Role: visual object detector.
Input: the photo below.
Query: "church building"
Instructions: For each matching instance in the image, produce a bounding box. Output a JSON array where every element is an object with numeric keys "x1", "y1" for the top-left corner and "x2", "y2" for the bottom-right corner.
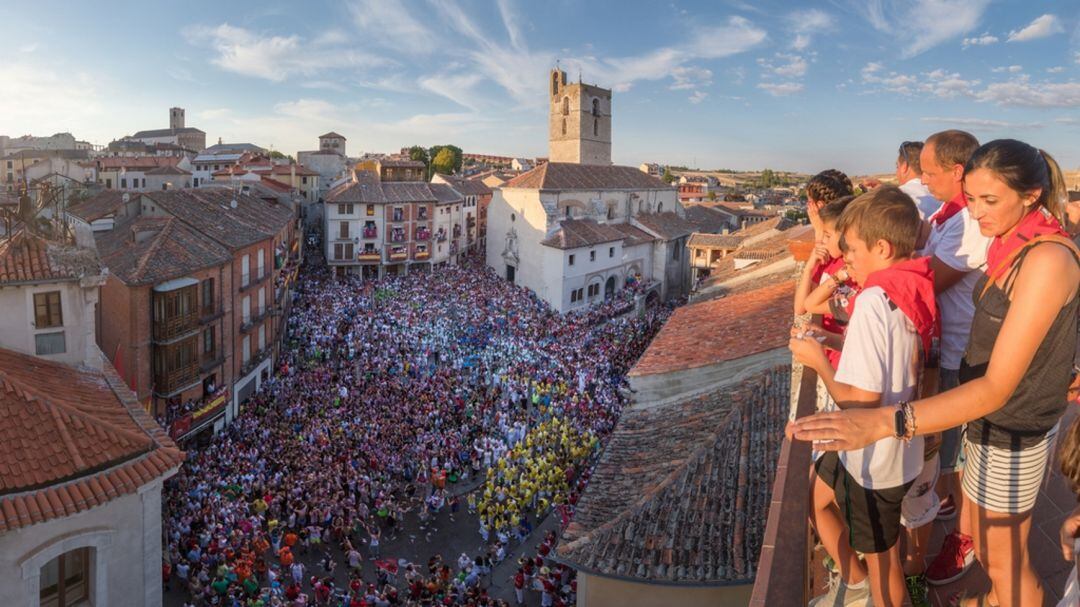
[{"x1": 485, "y1": 69, "x2": 692, "y2": 313}]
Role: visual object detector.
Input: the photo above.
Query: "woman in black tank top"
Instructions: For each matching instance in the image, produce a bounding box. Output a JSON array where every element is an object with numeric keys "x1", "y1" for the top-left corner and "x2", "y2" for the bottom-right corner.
[{"x1": 791, "y1": 139, "x2": 1080, "y2": 607}]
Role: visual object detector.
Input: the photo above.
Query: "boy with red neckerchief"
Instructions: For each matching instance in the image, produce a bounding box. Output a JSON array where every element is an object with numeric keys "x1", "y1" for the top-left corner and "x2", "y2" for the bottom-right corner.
[{"x1": 790, "y1": 186, "x2": 936, "y2": 607}]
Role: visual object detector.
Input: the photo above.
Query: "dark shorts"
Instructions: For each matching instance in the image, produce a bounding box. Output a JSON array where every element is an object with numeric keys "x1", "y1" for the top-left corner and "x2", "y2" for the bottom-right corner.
[{"x1": 815, "y1": 452, "x2": 913, "y2": 554}]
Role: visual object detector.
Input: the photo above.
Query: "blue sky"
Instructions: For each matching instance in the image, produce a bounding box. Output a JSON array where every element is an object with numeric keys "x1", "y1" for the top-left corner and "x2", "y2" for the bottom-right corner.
[{"x1": 1, "y1": 0, "x2": 1078, "y2": 174}]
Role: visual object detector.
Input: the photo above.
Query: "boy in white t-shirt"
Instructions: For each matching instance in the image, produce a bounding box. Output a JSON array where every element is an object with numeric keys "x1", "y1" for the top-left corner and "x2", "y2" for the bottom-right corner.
[{"x1": 791, "y1": 186, "x2": 936, "y2": 607}]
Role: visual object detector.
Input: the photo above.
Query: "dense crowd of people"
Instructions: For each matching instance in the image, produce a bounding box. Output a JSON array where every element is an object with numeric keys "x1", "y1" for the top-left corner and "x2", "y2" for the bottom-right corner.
[{"x1": 161, "y1": 244, "x2": 673, "y2": 606}]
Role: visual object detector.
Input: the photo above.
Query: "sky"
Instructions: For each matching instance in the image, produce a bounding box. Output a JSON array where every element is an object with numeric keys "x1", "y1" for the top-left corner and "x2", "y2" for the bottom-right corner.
[{"x1": 1, "y1": 0, "x2": 1078, "y2": 174}]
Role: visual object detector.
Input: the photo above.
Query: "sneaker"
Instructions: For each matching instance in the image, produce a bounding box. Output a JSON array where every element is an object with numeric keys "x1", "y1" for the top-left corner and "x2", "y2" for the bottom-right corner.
[
  {"x1": 936, "y1": 494, "x2": 957, "y2": 521},
  {"x1": 808, "y1": 573, "x2": 873, "y2": 606},
  {"x1": 926, "y1": 531, "x2": 975, "y2": 586},
  {"x1": 905, "y1": 573, "x2": 930, "y2": 607}
]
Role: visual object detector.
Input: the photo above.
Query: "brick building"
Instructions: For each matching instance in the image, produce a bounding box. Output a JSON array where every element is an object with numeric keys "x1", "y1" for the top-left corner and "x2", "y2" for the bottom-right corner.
[
  {"x1": 430, "y1": 173, "x2": 492, "y2": 252},
  {"x1": 86, "y1": 188, "x2": 299, "y2": 442}
]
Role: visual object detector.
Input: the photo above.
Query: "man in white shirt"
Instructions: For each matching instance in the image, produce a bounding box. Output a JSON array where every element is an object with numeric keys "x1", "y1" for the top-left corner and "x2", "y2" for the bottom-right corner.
[{"x1": 896, "y1": 140, "x2": 940, "y2": 220}]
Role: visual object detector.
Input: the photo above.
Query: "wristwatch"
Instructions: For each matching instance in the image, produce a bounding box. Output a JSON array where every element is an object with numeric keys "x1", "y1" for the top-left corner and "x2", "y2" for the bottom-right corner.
[{"x1": 893, "y1": 406, "x2": 907, "y2": 440}]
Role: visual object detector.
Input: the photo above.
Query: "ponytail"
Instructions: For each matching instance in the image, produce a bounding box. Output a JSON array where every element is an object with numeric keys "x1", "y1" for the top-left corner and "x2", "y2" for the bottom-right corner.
[{"x1": 1039, "y1": 149, "x2": 1068, "y2": 225}]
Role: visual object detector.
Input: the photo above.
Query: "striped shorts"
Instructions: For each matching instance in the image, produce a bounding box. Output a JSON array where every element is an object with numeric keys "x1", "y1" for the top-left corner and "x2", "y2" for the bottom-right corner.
[{"x1": 961, "y1": 424, "x2": 1058, "y2": 514}]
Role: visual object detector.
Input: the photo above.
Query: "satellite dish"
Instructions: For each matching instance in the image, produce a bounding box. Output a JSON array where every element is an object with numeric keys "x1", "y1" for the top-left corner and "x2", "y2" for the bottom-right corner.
[
  {"x1": 121, "y1": 193, "x2": 130, "y2": 203},
  {"x1": 230, "y1": 199, "x2": 237, "y2": 209}
]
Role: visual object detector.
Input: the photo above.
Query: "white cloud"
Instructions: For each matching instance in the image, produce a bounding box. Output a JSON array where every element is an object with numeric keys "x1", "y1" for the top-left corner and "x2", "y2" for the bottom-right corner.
[
  {"x1": 1007, "y1": 14, "x2": 1064, "y2": 43},
  {"x1": 851, "y1": 0, "x2": 990, "y2": 57},
  {"x1": 786, "y1": 9, "x2": 834, "y2": 50},
  {"x1": 17, "y1": 43, "x2": 38, "y2": 54},
  {"x1": 861, "y1": 63, "x2": 979, "y2": 98},
  {"x1": 757, "y1": 82, "x2": 803, "y2": 96},
  {"x1": 0, "y1": 64, "x2": 103, "y2": 135},
  {"x1": 975, "y1": 78, "x2": 1080, "y2": 107},
  {"x1": 991, "y1": 65, "x2": 1023, "y2": 73},
  {"x1": 670, "y1": 66, "x2": 713, "y2": 90},
  {"x1": 688, "y1": 90, "x2": 708, "y2": 104},
  {"x1": 920, "y1": 116, "x2": 1043, "y2": 130},
  {"x1": 417, "y1": 72, "x2": 484, "y2": 110},
  {"x1": 346, "y1": 0, "x2": 437, "y2": 55},
  {"x1": 184, "y1": 23, "x2": 388, "y2": 82},
  {"x1": 1055, "y1": 117, "x2": 1080, "y2": 125},
  {"x1": 962, "y1": 33, "x2": 998, "y2": 47},
  {"x1": 759, "y1": 53, "x2": 808, "y2": 79},
  {"x1": 1046, "y1": 66, "x2": 1065, "y2": 74}
]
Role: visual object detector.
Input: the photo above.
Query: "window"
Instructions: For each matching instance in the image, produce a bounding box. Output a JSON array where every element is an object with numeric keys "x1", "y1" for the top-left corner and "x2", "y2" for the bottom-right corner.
[
  {"x1": 258, "y1": 288, "x2": 266, "y2": 315},
  {"x1": 609, "y1": 247, "x2": 615, "y2": 258},
  {"x1": 607, "y1": 205, "x2": 614, "y2": 220},
  {"x1": 568, "y1": 254, "x2": 575, "y2": 266},
  {"x1": 418, "y1": 206, "x2": 428, "y2": 220},
  {"x1": 257, "y1": 249, "x2": 265, "y2": 279},
  {"x1": 564, "y1": 205, "x2": 572, "y2": 218},
  {"x1": 593, "y1": 118, "x2": 598, "y2": 137},
  {"x1": 366, "y1": 204, "x2": 375, "y2": 216},
  {"x1": 141, "y1": 178, "x2": 146, "y2": 188},
  {"x1": 34, "y1": 291, "x2": 63, "y2": 328},
  {"x1": 562, "y1": 96, "x2": 569, "y2": 115},
  {"x1": 242, "y1": 335, "x2": 251, "y2": 364},
  {"x1": 201, "y1": 278, "x2": 214, "y2": 312},
  {"x1": 302, "y1": 177, "x2": 308, "y2": 185},
  {"x1": 258, "y1": 324, "x2": 266, "y2": 351},
  {"x1": 588, "y1": 283, "x2": 600, "y2": 298},
  {"x1": 241, "y1": 255, "x2": 250, "y2": 287},
  {"x1": 571, "y1": 290, "x2": 578, "y2": 303},
  {"x1": 339, "y1": 221, "x2": 350, "y2": 239},
  {"x1": 672, "y1": 241, "x2": 681, "y2": 260},
  {"x1": 392, "y1": 207, "x2": 404, "y2": 222},
  {"x1": 120, "y1": 178, "x2": 127, "y2": 189},
  {"x1": 35, "y1": 331, "x2": 66, "y2": 355},
  {"x1": 344, "y1": 243, "x2": 354, "y2": 259},
  {"x1": 561, "y1": 119, "x2": 566, "y2": 136},
  {"x1": 592, "y1": 98, "x2": 600, "y2": 116},
  {"x1": 39, "y1": 547, "x2": 89, "y2": 607},
  {"x1": 334, "y1": 243, "x2": 344, "y2": 260},
  {"x1": 337, "y1": 203, "x2": 354, "y2": 215},
  {"x1": 590, "y1": 250, "x2": 596, "y2": 261},
  {"x1": 203, "y1": 326, "x2": 216, "y2": 356},
  {"x1": 658, "y1": 202, "x2": 664, "y2": 213},
  {"x1": 241, "y1": 296, "x2": 251, "y2": 324}
]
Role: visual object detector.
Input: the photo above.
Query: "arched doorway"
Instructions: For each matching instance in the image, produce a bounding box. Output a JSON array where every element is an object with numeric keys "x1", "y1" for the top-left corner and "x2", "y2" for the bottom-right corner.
[{"x1": 604, "y1": 276, "x2": 616, "y2": 299}]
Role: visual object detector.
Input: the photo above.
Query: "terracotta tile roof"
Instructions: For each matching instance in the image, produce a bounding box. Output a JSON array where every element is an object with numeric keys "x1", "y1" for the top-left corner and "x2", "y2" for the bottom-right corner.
[
  {"x1": 0, "y1": 347, "x2": 183, "y2": 532},
  {"x1": 0, "y1": 230, "x2": 102, "y2": 285},
  {"x1": 258, "y1": 177, "x2": 293, "y2": 193},
  {"x1": 145, "y1": 165, "x2": 191, "y2": 176},
  {"x1": 326, "y1": 180, "x2": 461, "y2": 205},
  {"x1": 632, "y1": 211, "x2": 696, "y2": 240},
  {"x1": 96, "y1": 156, "x2": 181, "y2": 171},
  {"x1": 504, "y1": 162, "x2": 671, "y2": 190},
  {"x1": 684, "y1": 205, "x2": 736, "y2": 234},
  {"x1": 628, "y1": 280, "x2": 794, "y2": 377},
  {"x1": 67, "y1": 191, "x2": 128, "y2": 222},
  {"x1": 541, "y1": 219, "x2": 626, "y2": 249},
  {"x1": 319, "y1": 131, "x2": 346, "y2": 139},
  {"x1": 687, "y1": 232, "x2": 741, "y2": 248},
  {"x1": 687, "y1": 216, "x2": 795, "y2": 250},
  {"x1": 252, "y1": 164, "x2": 320, "y2": 177},
  {"x1": 142, "y1": 189, "x2": 295, "y2": 251},
  {"x1": 378, "y1": 158, "x2": 426, "y2": 169},
  {"x1": 556, "y1": 367, "x2": 790, "y2": 584},
  {"x1": 130, "y1": 127, "x2": 205, "y2": 138},
  {"x1": 610, "y1": 223, "x2": 656, "y2": 247},
  {"x1": 433, "y1": 174, "x2": 493, "y2": 197},
  {"x1": 96, "y1": 217, "x2": 231, "y2": 285}
]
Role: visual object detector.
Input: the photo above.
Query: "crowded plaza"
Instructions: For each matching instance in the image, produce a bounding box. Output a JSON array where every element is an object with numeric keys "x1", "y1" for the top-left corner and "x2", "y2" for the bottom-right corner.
[{"x1": 160, "y1": 238, "x2": 673, "y2": 606}]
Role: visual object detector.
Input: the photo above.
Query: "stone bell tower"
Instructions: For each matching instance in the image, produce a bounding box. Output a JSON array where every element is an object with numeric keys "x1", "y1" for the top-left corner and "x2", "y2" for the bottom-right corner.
[{"x1": 548, "y1": 68, "x2": 611, "y2": 165}]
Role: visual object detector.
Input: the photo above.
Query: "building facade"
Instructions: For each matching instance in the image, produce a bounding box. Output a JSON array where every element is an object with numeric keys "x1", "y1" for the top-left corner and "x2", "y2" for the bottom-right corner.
[
  {"x1": 324, "y1": 172, "x2": 475, "y2": 278},
  {"x1": 90, "y1": 189, "x2": 298, "y2": 442},
  {"x1": 128, "y1": 107, "x2": 206, "y2": 153}
]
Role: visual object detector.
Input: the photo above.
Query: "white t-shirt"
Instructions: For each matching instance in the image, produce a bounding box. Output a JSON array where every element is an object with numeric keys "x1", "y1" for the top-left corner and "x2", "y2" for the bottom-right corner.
[
  {"x1": 919, "y1": 207, "x2": 991, "y2": 370},
  {"x1": 834, "y1": 286, "x2": 925, "y2": 489},
  {"x1": 900, "y1": 178, "x2": 940, "y2": 220}
]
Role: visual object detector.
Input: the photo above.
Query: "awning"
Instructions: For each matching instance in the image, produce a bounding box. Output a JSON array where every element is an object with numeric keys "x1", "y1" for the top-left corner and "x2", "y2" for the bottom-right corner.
[{"x1": 153, "y1": 276, "x2": 198, "y2": 292}]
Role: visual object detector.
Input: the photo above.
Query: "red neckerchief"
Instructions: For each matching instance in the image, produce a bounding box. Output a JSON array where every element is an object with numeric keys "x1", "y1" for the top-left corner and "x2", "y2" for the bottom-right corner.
[
  {"x1": 846, "y1": 257, "x2": 939, "y2": 359},
  {"x1": 822, "y1": 256, "x2": 846, "y2": 277},
  {"x1": 985, "y1": 207, "x2": 1067, "y2": 283},
  {"x1": 929, "y1": 190, "x2": 966, "y2": 227}
]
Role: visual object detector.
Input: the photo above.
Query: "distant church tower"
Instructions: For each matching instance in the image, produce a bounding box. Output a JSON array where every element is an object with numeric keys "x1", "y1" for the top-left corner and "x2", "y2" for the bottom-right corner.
[
  {"x1": 170, "y1": 107, "x2": 185, "y2": 130},
  {"x1": 548, "y1": 68, "x2": 611, "y2": 165}
]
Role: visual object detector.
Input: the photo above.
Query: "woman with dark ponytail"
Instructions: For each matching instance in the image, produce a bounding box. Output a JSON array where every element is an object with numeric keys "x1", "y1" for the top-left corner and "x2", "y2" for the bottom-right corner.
[{"x1": 789, "y1": 139, "x2": 1080, "y2": 606}]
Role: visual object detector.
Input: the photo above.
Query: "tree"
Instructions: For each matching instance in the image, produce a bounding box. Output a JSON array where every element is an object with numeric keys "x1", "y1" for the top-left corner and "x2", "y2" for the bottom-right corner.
[
  {"x1": 431, "y1": 148, "x2": 457, "y2": 175},
  {"x1": 408, "y1": 145, "x2": 429, "y2": 166},
  {"x1": 427, "y1": 145, "x2": 463, "y2": 177},
  {"x1": 662, "y1": 168, "x2": 676, "y2": 184}
]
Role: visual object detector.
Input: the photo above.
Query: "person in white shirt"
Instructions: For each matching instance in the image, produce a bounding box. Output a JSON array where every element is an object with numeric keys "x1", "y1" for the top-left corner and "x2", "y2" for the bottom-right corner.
[{"x1": 896, "y1": 140, "x2": 941, "y2": 220}]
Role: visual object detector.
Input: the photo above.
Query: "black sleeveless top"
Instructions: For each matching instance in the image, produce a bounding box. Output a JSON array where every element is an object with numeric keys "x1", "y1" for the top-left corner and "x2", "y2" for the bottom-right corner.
[{"x1": 959, "y1": 240, "x2": 1080, "y2": 450}]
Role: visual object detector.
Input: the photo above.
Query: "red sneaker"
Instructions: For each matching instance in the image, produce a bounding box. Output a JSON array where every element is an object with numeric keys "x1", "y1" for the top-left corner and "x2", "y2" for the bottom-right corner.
[{"x1": 926, "y1": 531, "x2": 975, "y2": 586}]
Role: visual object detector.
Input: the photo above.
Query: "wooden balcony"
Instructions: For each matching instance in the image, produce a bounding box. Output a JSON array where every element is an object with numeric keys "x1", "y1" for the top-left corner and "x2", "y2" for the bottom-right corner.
[
  {"x1": 153, "y1": 312, "x2": 198, "y2": 343},
  {"x1": 154, "y1": 360, "x2": 199, "y2": 397},
  {"x1": 414, "y1": 250, "x2": 430, "y2": 260},
  {"x1": 358, "y1": 252, "x2": 382, "y2": 262}
]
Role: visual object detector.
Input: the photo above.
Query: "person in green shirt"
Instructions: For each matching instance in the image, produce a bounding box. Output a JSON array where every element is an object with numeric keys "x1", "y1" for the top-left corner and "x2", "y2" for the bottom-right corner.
[{"x1": 211, "y1": 575, "x2": 230, "y2": 596}]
